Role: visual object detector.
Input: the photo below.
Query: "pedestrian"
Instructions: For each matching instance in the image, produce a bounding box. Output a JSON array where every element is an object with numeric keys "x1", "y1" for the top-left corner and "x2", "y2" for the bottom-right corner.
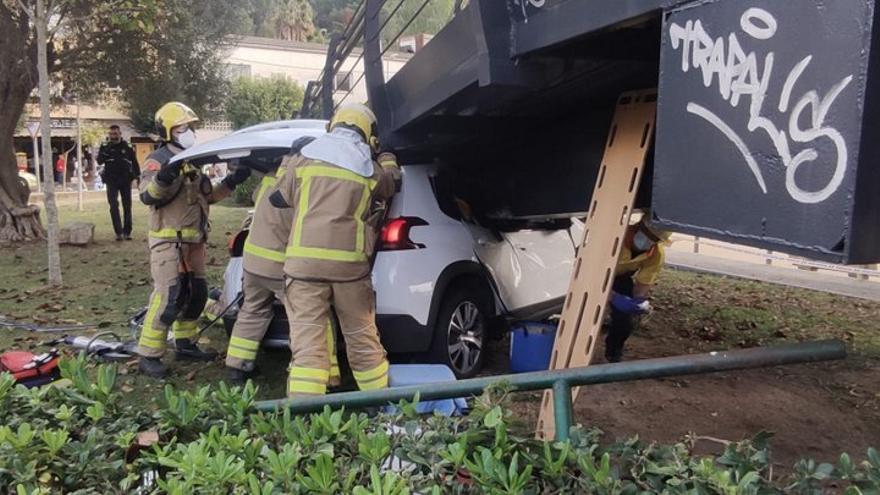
[
  {"x1": 605, "y1": 214, "x2": 671, "y2": 362},
  {"x1": 54, "y1": 154, "x2": 65, "y2": 186},
  {"x1": 97, "y1": 125, "x2": 140, "y2": 241},
  {"x1": 269, "y1": 103, "x2": 401, "y2": 397},
  {"x1": 224, "y1": 137, "x2": 340, "y2": 388},
  {"x1": 136, "y1": 102, "x2": 252, "y2": 378}
]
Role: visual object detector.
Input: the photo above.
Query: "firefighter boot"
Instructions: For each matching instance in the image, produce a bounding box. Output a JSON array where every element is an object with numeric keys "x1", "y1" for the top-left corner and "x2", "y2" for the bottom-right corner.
[
  {"x1": 175, "y1": 339, "x2": 219, "y2": 362},
  {"x1": 226, "y1": 365, "x2": 259, "y2": 386},
  {"x1": 138, "y1": 357, "x2": 166, "y2": 378}
]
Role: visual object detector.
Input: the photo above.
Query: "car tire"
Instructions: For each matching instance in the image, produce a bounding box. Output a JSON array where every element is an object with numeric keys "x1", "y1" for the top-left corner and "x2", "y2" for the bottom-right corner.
[{"x1": 428, "y1": 283, "x2": 490, "y2": 378}]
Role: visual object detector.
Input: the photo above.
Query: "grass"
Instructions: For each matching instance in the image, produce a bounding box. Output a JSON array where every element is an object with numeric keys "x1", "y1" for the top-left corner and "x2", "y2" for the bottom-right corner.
[
  {"x1": 2, "y1": 195, "x2": 878, "y2": 407},
  {"x1": 648, "y1": 269, "x2": 880, "y2": 359},
  {"x1": 0, "y1": 192, "x2": 264, "y2": 406}
]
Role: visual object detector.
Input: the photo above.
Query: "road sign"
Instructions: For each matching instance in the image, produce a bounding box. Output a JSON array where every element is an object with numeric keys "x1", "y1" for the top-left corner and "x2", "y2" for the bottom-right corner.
[{"x1": 25, "y1": 122, "x2": 40, "y2": 138}]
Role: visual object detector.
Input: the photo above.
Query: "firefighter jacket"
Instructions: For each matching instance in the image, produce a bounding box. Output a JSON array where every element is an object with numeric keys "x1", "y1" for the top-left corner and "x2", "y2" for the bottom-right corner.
[
  {"x1": 242, "y1": 164, "x2": 294, "y2": 280},
  {"x1": 139, "y1": 144, "x2": 212, "y2": 247},
  {"x1": 272, "y1": 153, "x2": 400, "y2": 282}
]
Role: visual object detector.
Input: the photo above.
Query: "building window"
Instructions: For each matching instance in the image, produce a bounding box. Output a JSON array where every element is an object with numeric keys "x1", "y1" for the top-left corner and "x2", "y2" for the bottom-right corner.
[
  {"x1": 226, "y1": 64, "x2": 252, "y2": 79},
  {"x1": 335, "y1": 71, "x2": 353, "y2": 92}
]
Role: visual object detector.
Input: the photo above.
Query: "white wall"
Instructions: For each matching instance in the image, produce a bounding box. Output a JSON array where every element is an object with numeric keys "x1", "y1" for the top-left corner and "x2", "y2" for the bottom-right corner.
[{"x1": 225, "y1": 39, "x2": 409, "y2": 107}]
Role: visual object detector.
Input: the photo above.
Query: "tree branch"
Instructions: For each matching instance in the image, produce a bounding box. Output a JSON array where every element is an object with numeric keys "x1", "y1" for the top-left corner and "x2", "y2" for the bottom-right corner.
[{"x1": 15, "y1": 0, "x2": 34, "y2": 18}]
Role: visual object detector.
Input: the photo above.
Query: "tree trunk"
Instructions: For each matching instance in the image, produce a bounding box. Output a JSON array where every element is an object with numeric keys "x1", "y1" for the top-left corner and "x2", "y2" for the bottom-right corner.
[
  {"x1": 0, "y1": 2, "x2": 44, "y2": 244},
  {"x1": 36, "y1": 0, "x2": 63, "y2": 286}
]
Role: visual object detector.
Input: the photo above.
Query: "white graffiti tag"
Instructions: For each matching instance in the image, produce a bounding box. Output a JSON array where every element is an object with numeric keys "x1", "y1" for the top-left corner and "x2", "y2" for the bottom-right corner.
[{"x1": 669, "y1": 8, "x2": 852, "y2": 204}]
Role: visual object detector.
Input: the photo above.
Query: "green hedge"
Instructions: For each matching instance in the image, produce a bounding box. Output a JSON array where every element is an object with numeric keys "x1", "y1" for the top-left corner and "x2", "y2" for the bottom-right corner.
[
  {"x1": 1, "y1": 356, "x2": 878, "y2": 494},
  {"x1": 231, "y1": 175, "x2": 260, "y2": 206}
]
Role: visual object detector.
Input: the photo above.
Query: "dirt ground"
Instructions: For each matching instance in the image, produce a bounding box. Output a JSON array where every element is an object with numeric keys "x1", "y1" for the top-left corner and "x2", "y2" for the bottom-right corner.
[{"x1": 483, "y1": 270, "x2": 880, "y2": 469}]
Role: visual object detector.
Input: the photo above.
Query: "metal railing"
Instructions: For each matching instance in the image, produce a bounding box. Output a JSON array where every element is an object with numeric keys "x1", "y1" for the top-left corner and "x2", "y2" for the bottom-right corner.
[
  {"x1": 256, "y1": 339, "x2": 846, "y2": 442},
  {"x1": 299, "y1": 0, "x2": 456, "y2": 119}
]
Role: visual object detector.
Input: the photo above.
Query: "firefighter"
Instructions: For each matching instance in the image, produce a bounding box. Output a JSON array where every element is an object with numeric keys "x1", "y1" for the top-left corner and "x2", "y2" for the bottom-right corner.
[
  {"x1": 605, "y1": 215, "x2": 671, "y2": 362},
  {"x1": 137, "y1": 102, "x2": 252, "y2": 378},
  {"x1": 224, "y1": 137, "x2": 341, "y2": 387},
  {"x1": 269, "y1": 102, "x2": 400, "y2": 397}
]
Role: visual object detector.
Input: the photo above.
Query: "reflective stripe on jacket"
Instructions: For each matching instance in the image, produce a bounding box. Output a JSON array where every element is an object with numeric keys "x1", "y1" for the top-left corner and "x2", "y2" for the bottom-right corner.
[
  {"x1": 242, "y1": 165, "x2": 294, "y2": 279},
  {"x1": 274, "y1": 155, "x2": 398, "y2": 282},
  {"x1": 139, "y1": 144, "x2": 211, "y2": 247}
]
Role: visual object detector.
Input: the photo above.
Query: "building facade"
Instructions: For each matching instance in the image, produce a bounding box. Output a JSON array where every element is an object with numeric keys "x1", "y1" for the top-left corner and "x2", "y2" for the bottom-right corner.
[{"x1": 13, "y1": 35, "x2": 411, "y2": 184}]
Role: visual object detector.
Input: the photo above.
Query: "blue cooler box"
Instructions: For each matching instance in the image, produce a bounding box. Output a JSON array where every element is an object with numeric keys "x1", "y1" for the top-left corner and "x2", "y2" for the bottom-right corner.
[{"x1": 509, "y1": 321, "x2": 557, "y2": 373}]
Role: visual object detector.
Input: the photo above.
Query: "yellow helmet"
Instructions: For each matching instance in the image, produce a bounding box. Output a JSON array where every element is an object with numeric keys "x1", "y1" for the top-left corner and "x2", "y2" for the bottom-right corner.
[
  {"x1": 640, "y1": 213, "x2": 672, "y2": 243},
  {"x1": 155, "y1": 102, "x2": 199, "y2": 141},
  {"x1": 328, "y1": 102, "x2": 379, "y2": 150}
]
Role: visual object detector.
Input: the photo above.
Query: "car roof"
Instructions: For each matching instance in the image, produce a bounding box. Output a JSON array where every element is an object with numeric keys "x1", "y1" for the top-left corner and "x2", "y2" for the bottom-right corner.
[
  {"x1": 232, "y1": 119, "x2": 327, "y2": 134},
  {"x1": 170, "y1": 119, "x2": 328, "y2": 166}
]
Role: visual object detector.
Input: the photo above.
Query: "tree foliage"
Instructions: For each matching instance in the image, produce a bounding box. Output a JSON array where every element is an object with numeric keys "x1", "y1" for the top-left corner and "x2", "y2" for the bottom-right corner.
[
  {"x1": 84, "y1": 0, "x2": 253, "y2": 133},
  {"x1": 237, "y1": 0, "x2": 324, "y2": 43},
  {"x1": 233, "y1": 1, "x2": 456, "y2": 44},
  {"x1": 225, "y1": 75, "x2": 305, "y2": 130},
  {"x1": 0, "y1": 0, "x2": 248, "y2": 223},
  {"x1": 380, "y1": 0, "x2": 455, "y2": 46},
  {"x1": 312, "y1": 0, "x2": 359, "y2": 36}
]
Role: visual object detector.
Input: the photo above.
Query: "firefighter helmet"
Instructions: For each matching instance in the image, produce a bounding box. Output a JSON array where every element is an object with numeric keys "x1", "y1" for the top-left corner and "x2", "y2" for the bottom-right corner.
[
  {"x1": 328, "y1": 102, "x2": 379, "y2": 150},
  {"x1": 155, "y1": 102, "x2": 199, "y2": 142}
]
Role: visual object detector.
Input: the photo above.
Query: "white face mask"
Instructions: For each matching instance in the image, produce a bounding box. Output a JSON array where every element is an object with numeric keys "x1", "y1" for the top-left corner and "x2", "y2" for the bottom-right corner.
[
  {"x1": 175, "y1": 129, "x2": 196, "y2": 149},
  {"x1": 632, "y1": 230, "x2": 654, "y2": 252}
]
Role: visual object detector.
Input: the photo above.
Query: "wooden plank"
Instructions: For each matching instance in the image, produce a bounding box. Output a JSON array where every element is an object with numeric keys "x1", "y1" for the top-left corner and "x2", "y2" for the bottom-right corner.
[{"x1": 537, "y1": 90, "x2": 657, "y2": 439}]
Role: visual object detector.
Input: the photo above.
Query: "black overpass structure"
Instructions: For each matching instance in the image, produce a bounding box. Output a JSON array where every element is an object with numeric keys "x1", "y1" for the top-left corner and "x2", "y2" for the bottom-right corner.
[{"x1": 304, "y1": 0, "x2": 880, "y2": 264}]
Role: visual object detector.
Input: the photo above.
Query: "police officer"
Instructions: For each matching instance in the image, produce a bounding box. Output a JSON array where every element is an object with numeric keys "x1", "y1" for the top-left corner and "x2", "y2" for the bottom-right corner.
[
  {"x1": 97, "y1": 125, "x2": 140, "y2": 241},
  {"x1": 606, "y1": 214, "x2": 671, "y2": 362},
  {"x1": 224, "y1": 137, "x2": 341, "y2": 387},
  {"x1": 269, "y1": 103, "x2": 400, "y2": 397},
  {"x1": 137, "y1": 102, "x2": 251, "y2": 378}
]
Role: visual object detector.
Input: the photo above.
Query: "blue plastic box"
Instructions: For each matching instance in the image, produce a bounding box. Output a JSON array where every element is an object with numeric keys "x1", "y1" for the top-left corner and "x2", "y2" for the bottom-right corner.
[{"x1": 509, "y1": 321, "x2": 557, "y2": 373}]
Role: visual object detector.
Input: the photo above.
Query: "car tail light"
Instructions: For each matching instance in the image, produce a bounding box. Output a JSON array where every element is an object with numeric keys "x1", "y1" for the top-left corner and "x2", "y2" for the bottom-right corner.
[{"x1": 379, "y1": 217, "x2": 427, "y2": 251}]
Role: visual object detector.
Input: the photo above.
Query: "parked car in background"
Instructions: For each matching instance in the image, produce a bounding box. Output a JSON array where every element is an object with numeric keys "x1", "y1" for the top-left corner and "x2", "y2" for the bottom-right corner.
[{"x1": 172, "y1": 120, "x2": 583, "y2": 378}]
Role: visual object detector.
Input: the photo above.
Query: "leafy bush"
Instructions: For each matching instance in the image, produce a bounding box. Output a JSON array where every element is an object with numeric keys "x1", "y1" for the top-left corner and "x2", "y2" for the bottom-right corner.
[
  {"x1": 1, "y1": 357, "x2": 878, "y2": 494},
  {"x1": 231, "y1": 174, "x2": 260, "y2": 206},
  {"x1": 225, "y1": 75, "x2": 304, "y2": 131}
]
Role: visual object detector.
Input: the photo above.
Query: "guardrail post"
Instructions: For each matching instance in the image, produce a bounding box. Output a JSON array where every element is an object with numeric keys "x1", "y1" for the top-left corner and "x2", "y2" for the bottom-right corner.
[{"x1": 552, "y1": 380, "x2": 573, "y2": 442}]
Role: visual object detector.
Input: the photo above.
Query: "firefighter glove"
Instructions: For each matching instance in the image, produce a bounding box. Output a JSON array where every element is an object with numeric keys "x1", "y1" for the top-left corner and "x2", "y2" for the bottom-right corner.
[
  {"x1": 156, "y1": 161, "x2": 182, "y2": 185},
  {"x1": 222, "y1": 163, "x2": 251, "y2": 189}
]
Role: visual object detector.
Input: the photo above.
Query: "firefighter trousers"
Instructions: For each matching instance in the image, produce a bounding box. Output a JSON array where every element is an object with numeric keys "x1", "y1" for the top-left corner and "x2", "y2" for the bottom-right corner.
[
  {"x1": 225, "y1": 271, "x2": 340, "y2": 384},
  {"x1": 284, "y1": 278, "x2": 388, "y2": 397},
  {"x1": 137, "y1": 242, "x2": 208, "y2": 358}
]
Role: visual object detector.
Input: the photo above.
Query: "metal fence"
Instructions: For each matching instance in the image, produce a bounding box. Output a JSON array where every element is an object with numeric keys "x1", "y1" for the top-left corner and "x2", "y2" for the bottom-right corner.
[{"x1": 256, "y1": 340, "x2": 846, "y2": 442}]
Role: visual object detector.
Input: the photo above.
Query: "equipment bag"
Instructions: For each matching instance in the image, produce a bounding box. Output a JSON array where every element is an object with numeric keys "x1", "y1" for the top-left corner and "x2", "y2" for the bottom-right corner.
[{"x1": 0, "y1": 350, "x2": 60, "y2": 388}]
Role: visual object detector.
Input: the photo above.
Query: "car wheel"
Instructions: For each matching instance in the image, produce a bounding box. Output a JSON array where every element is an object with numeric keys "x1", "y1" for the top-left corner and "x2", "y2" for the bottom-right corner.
[{"x1": 429, "y1": 285, "x2": 489, "y2": 378}]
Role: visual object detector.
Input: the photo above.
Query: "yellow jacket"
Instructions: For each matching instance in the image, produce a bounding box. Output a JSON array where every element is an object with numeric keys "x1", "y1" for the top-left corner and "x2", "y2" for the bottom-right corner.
[{"x1": 616, "y1": 243, "x2": 665, "y2": 285}]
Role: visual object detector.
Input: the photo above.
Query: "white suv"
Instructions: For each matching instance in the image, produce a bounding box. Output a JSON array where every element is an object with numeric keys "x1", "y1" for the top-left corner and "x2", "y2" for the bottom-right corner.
[{"x1": 174, "y1": 121, "x2": 582, "y2": 377}]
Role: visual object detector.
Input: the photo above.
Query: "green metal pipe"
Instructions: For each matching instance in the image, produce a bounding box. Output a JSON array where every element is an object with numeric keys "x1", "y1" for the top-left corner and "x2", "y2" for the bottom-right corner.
[
  {"x1": 256, "y1": 340, "x2": 846, "y2": 418},
  {"x1": 552, "y1": 380, "x2": 573, "y2": 442}
]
